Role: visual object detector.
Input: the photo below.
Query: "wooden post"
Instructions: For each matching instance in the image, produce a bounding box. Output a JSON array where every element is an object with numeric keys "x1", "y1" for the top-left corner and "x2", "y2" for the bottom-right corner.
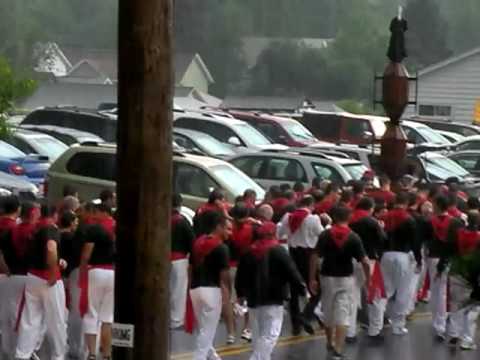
[{"x1": 116, "y1": 1, "x2": 173, "y2": 360}]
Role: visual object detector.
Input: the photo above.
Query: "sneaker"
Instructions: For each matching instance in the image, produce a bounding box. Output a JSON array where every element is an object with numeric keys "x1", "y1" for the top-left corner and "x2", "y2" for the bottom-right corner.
[
  {"x1": 435, "y1": 332, "x2": 446, "y2": 342},
  {"x1": 299, "y1": 315, "x2": 315, "y2": 335},
  {"x1": 392, "y1": 327, "x2": 408, "y2": 336},
  {"x1": 448, "y1": 337, "x2": 459, "y2": 347},
  {"x1": 327, "y1": 343, "x2": 335, "y2": 353},
  {"x1": 368, "y1": 333, "x2": 385, "y2": 343},
  {"x1": 332, "y1": 350, "x2": 345, "y2": 360},
  {"x1": 345, "y1": 336, "x2": 358, "y2": 344},
  {"x1": 460, "y1": 342, "x2": 477, "y2": 351},
  {"x1": 31, "y1": 352, "x2": 41, "y2": 360},
  {"x1": 226, "y1": 334, "x2": 236, "y2": 345},
  {"x1": 241, "y1": 328, "x2": 252, "y2": 342}
]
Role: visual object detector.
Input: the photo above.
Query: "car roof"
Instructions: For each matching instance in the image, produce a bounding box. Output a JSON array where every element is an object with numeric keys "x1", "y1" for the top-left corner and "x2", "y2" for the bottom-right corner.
[
  {"x1": 27, "y1": 106, "x2": 115, "y2": 120},
  {"x1": 449, "y1": 150, "x2": 480, "y2": 156},
  {"x1": 173, "y1": 127, "x2": 216, "y2": 139},
  {"x1": 228, "y1": 110, "x2": 297, "y2": 124},
  {"x1": 173, "y1": 110, "x2": 246, "y2": 126},
  {"x1": 13, "y1": 128, "x2": 58, "y2": 138},
  {"x1": 401, "y1": 120, "x2": 433, "y2": 129},
  {"x1": 19, "y1": 125, "x2": 103, "y2": 139},
  {"x1": 457, "y1": 135, "x2": 480, "y2": 142},
  {"x1": 230, "y1": 149, "x2": 362, "y2": 165}
]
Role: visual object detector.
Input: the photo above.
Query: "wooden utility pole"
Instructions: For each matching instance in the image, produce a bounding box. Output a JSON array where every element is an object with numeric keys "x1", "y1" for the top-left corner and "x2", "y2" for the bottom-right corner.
[{"x1": 116, "y1": 1, "x2": 173, "y2": 360}]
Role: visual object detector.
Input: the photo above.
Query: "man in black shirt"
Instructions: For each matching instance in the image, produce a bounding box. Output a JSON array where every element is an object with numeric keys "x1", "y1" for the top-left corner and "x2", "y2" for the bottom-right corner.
[
  {"x1": 235, "y1": 221, "x2": 306, "y2": 360},
  {"x1": 79, "y1": 210, "x2": 115, "y2": 360},
  {"x1": 310, "y1": 206, "x2": 370, "y2": 359},
  {"x1": 189, "y1": 212, "x2": 231, "y2": 360},
  {"x1": 170, "y1": 193, "x2": 194, "y2": 329},
  {"x1": 15, "y1": 222, "x2": 67, "y2": 360}
]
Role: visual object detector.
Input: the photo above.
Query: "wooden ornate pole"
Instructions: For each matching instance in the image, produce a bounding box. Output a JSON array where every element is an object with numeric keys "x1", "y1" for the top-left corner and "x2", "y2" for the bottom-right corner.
[
  {"x1": 115, "y1": 1, "x2": 173, "y2": 360},
  {"x1": 380, "y1": 6, "x2": 410, "y2": 180}
]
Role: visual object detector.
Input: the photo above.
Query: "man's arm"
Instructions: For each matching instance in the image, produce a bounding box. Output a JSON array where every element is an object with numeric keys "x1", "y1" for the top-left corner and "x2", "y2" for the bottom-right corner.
[
  {"x1": 46, "y1": 239, "x2": 59, "y2": 286},
  {"x1": 360, "y1": 256, "x2": 371, "y2": 288},
  {"x1": 0, "y1": 252, "x2": 10, "y2": 275},
  {"x1": 309, "y1": 250, "x2": 319, "y2": 295}
]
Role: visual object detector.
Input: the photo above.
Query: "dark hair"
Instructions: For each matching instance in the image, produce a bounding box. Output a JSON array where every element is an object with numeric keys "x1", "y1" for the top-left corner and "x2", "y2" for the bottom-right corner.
[
  {"x1": 312, "y1": 176, "x2": 322, "y2": 188},
  {"x1": 1, "y1": 195, "x2": 20, "y2": 215},
  {"x1": 352, "y1": 181, "x2": 365, "y2": 195},
  {"x1": 41, "y1": 204, "x2": 57, "y2": 218},
  {"x1": 243, "y1": 189, "x2": 256, "y2": 199},
  {"x1": 100, "y1": 189, "x2": 115, "y2": 203},
  {"x1": 284, "y1": 190, "x2": 296, "y2": 201},
  {"x1": 299, "y1": 195, "x2": 314, "y2": 208},
  {"x1": 280, "y1": 183, "x2": 291, "y2": 193},
  {"x1": 407, "y1": 192, "x2": 418, "y2": 207},
  {"x1": 445, "y1": 177, "x2": 460, "y2": 187},
  {"x1": 374, "y1": 202, "x2": 386, "y2": 215},
  {"x1": 428, "y1": 185, "x2": 440, "y2": 199},
  {"x1": 63, "y1": 185, "x2": 78, "y2": 197},
  {"x1": 20, "y1": 202, "x2": 38, "y2": 219},
  {"x1": 60, "y1": 211, "x2": 77, "y2": 229},
  {"x1": 331, "y1": 206, "x2": 352, "y2": 224},
  {"x1": 446, "y1": 192, "x2": 458, "y2": 208},
  {"x1": 172, "y1": 193, "x2": 183, "y2": 208},
  {"x1": 95, "y1": 203, "x2": 111, "y2": 214},
  {"x1": 467, "y1": 196, "x2": 480, "y2": 211},
  {"x1": 205, "y1": 211, "x2": 228, "y2": 233},
  {"x1": 395, "y1": 192, "x2": 409, "y2": 206},
  {"x1": 268, "y1": 185, "x2": 281, "y2": 199},
  {"x1": 325, "y1": 183, "x2": 340, "y2": 195},
  {"x1": 356, "y1": 197, "x2": 374, "y2": 211},
  {"x1": 230, "y1": 202, "x2": 249, "y2": 220},
  {"x1": 467, "y1": 211, "x2": 480, "y2": 231},
  {"x1": 293, "y1": 182, "x2": 305, "y2": 193},
  {"x1": 234, "y1": 195, "x2": 244, "y2": 204},
  {"x1": 434, "y1": 194, "x2": 449, "y2": 212},
  {"x1": 208, "y1": 189, "x2": 225, "y2": 204},
  {"x1": 311, "y1": 189, "x2": 325, "y2": 203},
  {"x1": 379, "y1": 175, "x2": 391, "y2": 187},
  {"x1": 340, "y1": 189, "x2": 353, "y2": 204}
]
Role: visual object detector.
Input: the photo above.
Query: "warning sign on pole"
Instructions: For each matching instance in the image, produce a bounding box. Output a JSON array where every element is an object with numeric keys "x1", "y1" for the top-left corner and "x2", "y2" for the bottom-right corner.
[
  {"x1": 474, "y1": 99, "x2": 480, "y2": 125},
  {"x1": 112, "y1": 323, "x2": 135, "y2": 348}
]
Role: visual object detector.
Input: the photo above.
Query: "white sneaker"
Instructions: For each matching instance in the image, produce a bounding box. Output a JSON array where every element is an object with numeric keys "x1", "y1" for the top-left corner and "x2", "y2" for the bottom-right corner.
[
  {"x1": 226, "y1": 334, "x2": 236, "y2": 345},
  {"x1": 460, "y1": 341, "x2": 477, "y2": 351},
  {"x1": 241, "y1": 328, "x2": 252, "y2": 342},
  {"x1": 392, "y1": 327, "x2": 408, "y2": 336}
]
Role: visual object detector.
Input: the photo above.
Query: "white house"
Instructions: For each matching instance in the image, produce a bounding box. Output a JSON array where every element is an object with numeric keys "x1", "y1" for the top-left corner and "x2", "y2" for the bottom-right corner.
[{"x1": 405, "y1": 46, "x2": 480, "y2": 124}]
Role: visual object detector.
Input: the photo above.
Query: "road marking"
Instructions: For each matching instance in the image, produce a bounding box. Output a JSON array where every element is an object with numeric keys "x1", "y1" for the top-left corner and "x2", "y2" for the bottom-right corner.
[{"x1": 171, "y1": 312, "x2": 432, "y2": 359}]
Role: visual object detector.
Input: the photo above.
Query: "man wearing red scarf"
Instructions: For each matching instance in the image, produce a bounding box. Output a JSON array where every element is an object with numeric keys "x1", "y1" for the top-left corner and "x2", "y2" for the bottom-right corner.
[
  {"x1": 380, "y1": 192, "x2": 422, "y2": 336},
  {"x1": 310, "y1": 206, "x2": 370, "y2": 359},
  {"x1": 194, "y1": 189, "x2": 230, "y2": 236},
  {"x1": 189, "y1": 212, "x2": 232, "y2": 360},
  {"x1": 235, "y1": 221, "x2": 306, "y2": 360},
  {"x1": 278, "y1": 196, "x2": 323, "y2": 336},
  {"x1": 349, "y1": 197, "x2": 387, "y2": 340},
  {"x1": 170, "y1": 194, "x2": 194, "y2": 330},
  {"x1": 437, "y1": 211, "x2": 480, "y2": 350},
  {"x1": 367, "y1": 175, "x2": 396, "y2": 208},
  {"x1": 314, "y1": 183, "x2": 341, "y2": 215},
  {"x1": 427, "y1": 195, "x2": 463, "y2": 341}
]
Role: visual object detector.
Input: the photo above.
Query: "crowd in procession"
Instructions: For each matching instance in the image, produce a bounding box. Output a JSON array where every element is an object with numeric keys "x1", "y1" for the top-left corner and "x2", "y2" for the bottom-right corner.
[
  {"x1": 0, "y1": 188, "x2": 116, "y2": 360},
  {"x1": 171, "y1": 174, "x2": 480, "y2": 360}
]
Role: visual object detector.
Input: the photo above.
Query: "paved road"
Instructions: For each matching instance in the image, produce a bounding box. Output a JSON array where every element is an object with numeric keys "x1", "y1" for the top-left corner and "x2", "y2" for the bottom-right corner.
[{"x1": 171, "y1": 313, "x2": 480, "y2": 359}]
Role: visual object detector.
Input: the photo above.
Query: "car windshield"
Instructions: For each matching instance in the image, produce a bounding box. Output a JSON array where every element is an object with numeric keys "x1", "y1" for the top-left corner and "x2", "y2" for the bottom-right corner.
[
  {"x1": 196, "y1": 136, "x2": 235, "y2": 156},
  {"x1": 31, "y1": 137, "x2": 68, "y2": 161},
  {"x1": 416, "y1": 126, "x2": 450, "y2": 145},
  {"x1": 423, "y1": 154, "x2": 470, "y2": 180},
  {"x1": 232, "y1": 123, "x2": 272, "y2": 146},
  {"x1": 210, "y1": 164, "x2": 265, "y2": 199},
  {"x1": 370, "y1": 119, "x2": 387, "y2": 137},
  {"x1": 343, "y1": 163, "x2": 370, "y2": 180},
  {"x1": 283, "y1": 121, "x2": 316, "y2": 141},
  {"x1": 0, "y1": 141, "x2": 26, "y2": 157}
]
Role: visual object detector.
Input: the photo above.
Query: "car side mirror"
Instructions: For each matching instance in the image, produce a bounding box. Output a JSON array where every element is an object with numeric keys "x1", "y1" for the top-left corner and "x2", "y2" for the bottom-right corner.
[
  {"x1": 362, "y1": 131, "x2": 373, "y2": 141},
  {"x1": 278, "y1": 135, "x2": 288, "y2": 144},
  {"x1": 228, "y1": 136, "x2": 242, "y2": 147}
]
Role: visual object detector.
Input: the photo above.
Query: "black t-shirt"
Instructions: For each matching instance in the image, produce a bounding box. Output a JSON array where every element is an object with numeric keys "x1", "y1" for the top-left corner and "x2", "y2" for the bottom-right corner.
[
  {"x1": 316, "y1": 230, "x2": 366, "y2": 277},
  {"x1": 171, "y1": 216, "x2": 194, "y2": 255},
  {"x1": 350, "y1": 217, "x2": 386, "y2": 260},
  {"x1": 84, "y1": 224, "x2": 115, "y2": 265},
  {"x1": 59, "y1": 231, "x2": 76, "y2": 276},
  {"x1": 29, "y1": 225, "x2": 61, "y2": 270},
  {"x1": 191, "y1": 243, "x2": 229, "y2": 289}
]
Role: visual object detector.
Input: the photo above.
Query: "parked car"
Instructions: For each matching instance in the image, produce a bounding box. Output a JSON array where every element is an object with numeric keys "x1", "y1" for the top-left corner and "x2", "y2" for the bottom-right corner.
[
  {"x1": 47, "y1": 143, "x2": 265, "y2": 210},
  {"x1": 436, "y1": 130, "x2": 465, "y2": 143},
  {"x1": 228, "y1": 149, "x2": 372, "y2": 189},
  {"x1": 19, "y1": 125, "x2": 104, "y2": 146},
  {"x1": 408, "y1": 116, "x2": 480, "y2": 137},
  {"x1": 0, "y1": 171, "x2": 40, "y2": 200},
  {"x1": 21, "y1": 107, "x2": 117, "y2": 142},
  {"x1": 173, "y1": 128, "x2": 236, "y2": 159},
  {"x1": 3, "y1": 129, "x2": 68, "y2": 163},
  {"x1": 309, "y1": 143, "x2": 378, "y2": 168},
  {"x1": 227, "y1": 111, "x2": 321, "y2": 147},
  {"x1": 295, "y1": 110, "x2": 387, "y2": 145},
  {"x1": 0, "y1": 140, "x2": 49, "y2": 187},
  {"x1": 173, "y1": 110, "x2": 287, "y2": 151},
  {"x1": 449, "y1": 135, "x2": 480, "y2": 152},
  {"x1": 400, "y1": 120, "x2": 450, "y2": 146},
  {"x1": 448, "y1": 151, "x2": 480, "y2": 176}
]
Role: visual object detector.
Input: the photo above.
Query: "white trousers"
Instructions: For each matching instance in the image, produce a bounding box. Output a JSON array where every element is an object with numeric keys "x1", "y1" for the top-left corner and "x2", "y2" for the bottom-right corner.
[
  {"x1": 447, "y1": 275, "x2": 480, "y2": 343},
  {"x1": 249, "y1": 305, "x2": 284, "y2": 360},
  {"x1": 347, "y1": 262, "x2": 365, "y2": 337},
  {"x1": 407, "y1": 254, "x2": 421, "y2": 314},
  {"x1": 83, "y1": 269, "x2": 114, "y2": 335},
  {"x1": 1, "y1": 275, "x2": 27, "y2": 359},
  {"x1": 321, "y1": 276, "x2": 354, "y2": 328},
  {"x1": 380, "y1": 252, "x2": 412, "y2": 330},
  {"x1": 67, "y1": 269, "x2": 84, "y2": 359},
  {"x1": 15, "y1": 274, "x2": 67, "y2": 360},
  {"x1": 367, "y1": 261, "x2": 387, "y2": 337},
  {"x1": 428, "y1": 258, "x2": 448, "y2": 334},
  {"x1": 170, "y1": 259, "x2": 189, "y2": 329},
  {"x1": 190, "y1": 287, "x2": 222, "y2": 360}
]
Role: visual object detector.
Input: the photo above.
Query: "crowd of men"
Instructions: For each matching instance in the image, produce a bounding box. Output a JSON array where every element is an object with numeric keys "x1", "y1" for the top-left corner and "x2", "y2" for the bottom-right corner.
[
  {"x1": 0, "y1": 188, "x2": 116, "y2": 360},
  {"x1": 171, "y1": 174, "x2": 480, "y2": 360}
]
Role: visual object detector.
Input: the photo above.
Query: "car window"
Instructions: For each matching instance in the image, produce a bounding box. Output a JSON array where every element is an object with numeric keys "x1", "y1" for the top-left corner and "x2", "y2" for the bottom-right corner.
[
  {"x1": 301, "y1": 113, "x2": 340, "y2": 140},
  {"x1": 30, "y1": 137, "x2": 68, "y2": 161},
  {"x1": 283, "y1": 121, "x2": 316, "y2": 142},
  {"x1": 173, "y1": 162, "x2": 219, "y2": 198},
  {"x1": 457, "y1": 140, "x2": 480, "y2": 151},
  {"x1": 6, "y1": 137, "x2": 35, "y2": 154},
  {"x1": 263, "y1": 158, "x2": 307, "y2": 182},
  {"x1": 460, "y1": 128, "x2": 479, "y2": 137},
  {"x1": 230, "y1": 157, "x2": 266, "y2": 178},
  {"x1": 174, "y1": 118, "x2": 202, "y2": 131},
  {"x1": 402, "y1": 127, "x2": 422, "y2": 144},
  {"x1": 256, "y1": 122, "x2": 284, "y2": 143},
  {"x1": 173, "y1": 134, "x2": 200, "y2": 152},
  {"x1": 343, "y1": 163, "x2": 369, "y2": 180},
  {"x1": 210, "y1": 164, "x2": 265, "y2": 199},
  {"x1": 452, "y1": 156, "x2": 478, "y2": 171},
  {"x1": 0, "y1": 141, "x2": 26, "y2": 157},
  {"x1": 231, "y1": 123, "x2": 270, "y2": 146},
  {"x1": 312, "y1": 163, "x2": 344, "y2": 184},
  {"x1": 66, "y1": 152, "x2": 116, "y2": 181},
  {"x1": 344, "y1": 118, "x2": 369, "y2": 139}
]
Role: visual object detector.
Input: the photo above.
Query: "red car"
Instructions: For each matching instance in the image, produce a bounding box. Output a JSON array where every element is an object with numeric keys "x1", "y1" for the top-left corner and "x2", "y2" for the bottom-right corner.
[{"x1": 228, "y1": 111, "x2": 321, "y2": 147}]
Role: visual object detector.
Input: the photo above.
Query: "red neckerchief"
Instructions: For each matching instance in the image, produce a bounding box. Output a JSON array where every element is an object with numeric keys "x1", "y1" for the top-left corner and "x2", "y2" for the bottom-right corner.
[
  {"x1": 192, "y1": 234, "x2": 221, "y2": 265},
  {"x1": 231, "y1": 221, "x2": 254, "y2": 255},
  {"x1": 314, "y1": 197, "x2": 336, "y2": 214},
  {"x1": 288, "y1": 208, "x2": 310, "y2": 233},
  {"x1": 12, "y1": 222, "x2": 36, "y2": 258},
  {"x1": 294, "y1": 191, "x2": 304, "y2": 202},
  {"x1": 458, "y1": 191, "x2": 468, "y2": 201},
  {"x1": 350, "y1": 209, "x2": 371, "y2": 224},
  {"x1": 0, "y1": 216, "x2": 17, "y2": 233},
  {"x1": 197, "y1": 202, "x2": 221, "y2": 215},
  {"x1": 457, "y1": 228, "x2": 480, "y2": 256},
  {"x1": 271, "y1": 198, "x2": 290, "y2": 213},
  {"x1": 431, "y1": 214, "x2": 452, "y2": 242},
  {"x1": 448, "y1": 207, "x2": 463, "y2": 219},
  {"x1": 330, "y1": 224, "x2": 351, "y2": 248},
  {"x1": 95, "y1": 213, "x2": 116, "y2": 241},
  {"x1": 36, "y1": 217, "x2": 55, "y2": 230},
  {"x1": 251, "y1": 239, "x2": 279, "y2": 259},
  {"x1": 368, "y1": 189, "x2": 395, "y2": 205},
  {"x1": 350, "y1": 196, "x2": 363, "y2": 210},
  {"x1": 171, "y1": 210, "x2": 183, "y2": 227},
  {"x1": 384, "y1": 208, "x2": 411, "y2": 232},
  {"x1": 244, "y1": 199, "x2": 256, "y2": 210}
]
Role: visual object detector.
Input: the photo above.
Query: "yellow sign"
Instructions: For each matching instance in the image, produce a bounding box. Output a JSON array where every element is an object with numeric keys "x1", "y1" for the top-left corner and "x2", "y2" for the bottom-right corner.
[{"x1": 474, "y1": 99, "x2": 480, "y2": 125}]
